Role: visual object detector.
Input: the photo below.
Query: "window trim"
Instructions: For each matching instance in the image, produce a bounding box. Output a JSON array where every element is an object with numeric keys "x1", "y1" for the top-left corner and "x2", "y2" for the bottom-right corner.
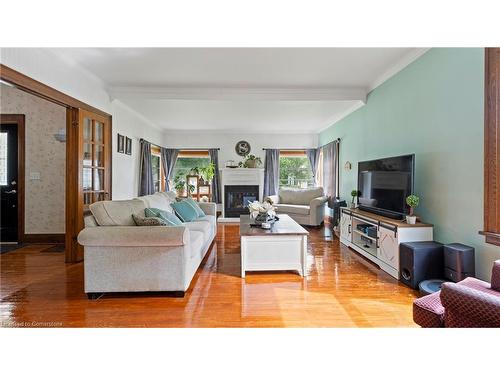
[{"x1": 151, "y1": 145, "x2": 165, "y2": 192}]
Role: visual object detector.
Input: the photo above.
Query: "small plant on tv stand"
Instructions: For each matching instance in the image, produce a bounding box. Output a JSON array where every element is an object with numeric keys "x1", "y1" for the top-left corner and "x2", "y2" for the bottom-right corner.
[
  {"x1": 350, "y1": 190, "x2": 359, "y2": 208},
  {"x1": 406, "y1": 194, "x2": 420, "y2": 224}
]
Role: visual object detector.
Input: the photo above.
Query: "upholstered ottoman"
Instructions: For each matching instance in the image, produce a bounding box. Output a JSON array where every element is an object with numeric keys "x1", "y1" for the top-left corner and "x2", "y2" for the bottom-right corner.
[{"x1": 413, "y1": 291, "x2": 444, "y2": 327}]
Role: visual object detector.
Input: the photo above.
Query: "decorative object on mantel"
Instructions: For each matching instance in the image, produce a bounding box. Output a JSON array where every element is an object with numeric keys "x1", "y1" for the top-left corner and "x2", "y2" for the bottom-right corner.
[
  {"x1": 344, "y1": 161, "x2": 352, "y2": 171},
  {"x1": 125, "y1": 137, "x2": 132, "y2": 155},
  {"x1": 238, "y1": 154, "x2": 262, "y2": 168},
  {"x1": 406, "y1": 194, "x2": 420, "y2": 224},
  {"x1": 225, "y1": 160, "x2": 238, "y2": 168},
  {"x1": 235, "y1": 140, "x2": 251, "y2": 156},
  {"x1": 248, "y1": 200, "x2": 277, "y2": 228},
  {"x1": 117, "y1": 134, "x2": 125, "y2": 153},
  {"x1": 350, "y1": 189, "x2": 359, "y2": 208}
]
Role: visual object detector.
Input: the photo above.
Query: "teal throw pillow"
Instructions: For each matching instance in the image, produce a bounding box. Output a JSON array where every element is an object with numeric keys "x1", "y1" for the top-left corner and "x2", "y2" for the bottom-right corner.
[
  {"x1": 171, "y1": 200, "x2": 199, "y2": 222},
  {"x1": 145, "y1": 207, "x2": 183, "y2": 226},
  {"x1": 184, "y1": 197, "x2": 206, "y2": 218}
]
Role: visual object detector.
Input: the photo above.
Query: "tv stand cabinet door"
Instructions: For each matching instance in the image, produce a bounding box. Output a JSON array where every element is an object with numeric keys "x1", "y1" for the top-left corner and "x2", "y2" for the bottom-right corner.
[
  {"x1": 377, "y1": 226, "x2": 398, "y2": 269},
  {"x1": 340, "y1": 212, "x2": 352, "y2": 243}
]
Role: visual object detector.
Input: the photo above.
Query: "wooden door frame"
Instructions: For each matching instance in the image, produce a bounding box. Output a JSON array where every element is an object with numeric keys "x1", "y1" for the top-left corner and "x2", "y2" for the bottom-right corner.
[
  {"x1": 0, "y1": 114, "x2": 25, "y2": 243},
  {"x1": 1, "y1": 64, "x2": 112, "y2": 262}
]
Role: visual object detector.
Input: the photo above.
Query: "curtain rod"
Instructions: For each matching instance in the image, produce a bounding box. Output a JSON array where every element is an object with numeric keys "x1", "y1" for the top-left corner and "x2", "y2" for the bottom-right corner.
[
  {"x1": 262, "y1": 148, "x2": 310, "y2": 150},
  {"x1": 139, "y1": 139, "x2": 219, "y2": 150}
]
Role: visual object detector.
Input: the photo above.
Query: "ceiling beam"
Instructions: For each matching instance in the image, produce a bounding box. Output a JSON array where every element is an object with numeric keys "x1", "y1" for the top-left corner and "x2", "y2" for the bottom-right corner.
[{"x1": 109, "y1": 86, "x2": 367, "y2": 102}]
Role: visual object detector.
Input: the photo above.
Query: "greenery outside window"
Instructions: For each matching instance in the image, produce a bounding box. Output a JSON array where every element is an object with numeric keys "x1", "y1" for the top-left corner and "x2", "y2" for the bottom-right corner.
[
  {"x1": 279, "y1": 150, "x2": 314, "y2": 189},
  {"x1": 171, "y1": 150, "x2": 211, "y2": 190}
]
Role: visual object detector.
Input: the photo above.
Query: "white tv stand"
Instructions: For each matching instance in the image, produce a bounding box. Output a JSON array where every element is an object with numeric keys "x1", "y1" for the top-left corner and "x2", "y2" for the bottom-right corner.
[{"x1": 339, "y1": 207, "x2": 433, "y2": 279}]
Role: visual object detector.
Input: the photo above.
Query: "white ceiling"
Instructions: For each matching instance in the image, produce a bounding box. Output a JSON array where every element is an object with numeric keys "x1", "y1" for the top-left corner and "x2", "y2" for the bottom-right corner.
[{"x1": 52, "y1": 48, "x2": 426, "y2": 133}]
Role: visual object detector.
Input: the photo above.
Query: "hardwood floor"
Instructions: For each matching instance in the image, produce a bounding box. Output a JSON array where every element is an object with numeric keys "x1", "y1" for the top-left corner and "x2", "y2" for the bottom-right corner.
[{"x1": 1, "y1": 224, "x2": 419, "y2": 327}]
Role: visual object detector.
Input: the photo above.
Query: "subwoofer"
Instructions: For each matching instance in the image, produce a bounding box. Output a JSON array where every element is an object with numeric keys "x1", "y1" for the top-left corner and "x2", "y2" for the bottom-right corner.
[
  {"x1": 399, "y1": 241, "x2": 444, "y2": 289},
  {"x1": 444, "y1": 243, "x2": 475, "y2": 282}
]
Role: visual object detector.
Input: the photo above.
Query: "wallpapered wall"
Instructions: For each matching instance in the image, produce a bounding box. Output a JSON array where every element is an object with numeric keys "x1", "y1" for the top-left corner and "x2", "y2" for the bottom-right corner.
[
  {"x1": 0, "y1": 85, "x2": 66, "y2": 234},
  {"x1": 319, "y1": 48, "x2": 499, "y2": 281}
]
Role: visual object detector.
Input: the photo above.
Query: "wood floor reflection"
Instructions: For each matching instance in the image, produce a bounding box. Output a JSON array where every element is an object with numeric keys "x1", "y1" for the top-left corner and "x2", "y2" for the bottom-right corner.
[{"x1": 0, "y1": 224, "x2": 418, "y2": 327}]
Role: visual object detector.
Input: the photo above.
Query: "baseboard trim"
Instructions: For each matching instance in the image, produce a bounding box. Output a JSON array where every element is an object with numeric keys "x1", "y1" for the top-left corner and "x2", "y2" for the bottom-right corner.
[{"x1": 23, "y1": 233, "x2": 65, "y2": 244}]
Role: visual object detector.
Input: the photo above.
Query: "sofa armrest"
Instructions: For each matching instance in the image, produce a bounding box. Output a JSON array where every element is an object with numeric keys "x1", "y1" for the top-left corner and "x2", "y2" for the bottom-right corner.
[
  {"x1": 310, "y1": 195, "x2": 328, "y2": 208},
  {"x1": 266, "y1": 195, "x2": 279, "y2": 204},
  {"x1": 77, "y1": 225, "x2": 189, "y2": 247},
  {"x1": 198, "y1": 202, "x2": 217, "y2": 216},
  {"x1": 492, "y1": 260, "x2": 500, "y2": 291},
  {"x1": 440, "y1": 282, "x2": 500, "y2": 327}
]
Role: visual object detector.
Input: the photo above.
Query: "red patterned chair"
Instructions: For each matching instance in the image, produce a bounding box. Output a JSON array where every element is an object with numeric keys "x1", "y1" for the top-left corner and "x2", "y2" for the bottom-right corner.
[{"x1": 413, "y1": 260, "x2": 500, "y2": 327}]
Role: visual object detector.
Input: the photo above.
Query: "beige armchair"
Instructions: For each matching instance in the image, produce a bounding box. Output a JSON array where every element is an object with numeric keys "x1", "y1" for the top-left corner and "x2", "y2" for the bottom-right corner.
[{"x1": 266, "y1": 187, "x2": 328, "y2": 226}]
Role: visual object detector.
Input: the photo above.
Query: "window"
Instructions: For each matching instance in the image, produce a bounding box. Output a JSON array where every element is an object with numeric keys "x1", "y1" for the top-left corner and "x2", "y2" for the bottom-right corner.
[
  {"x1": 171, "y1": 150, "x2": 211, "y2": 193},
  {"x1": 151, "y1": 146, "x2": 163, "y2": 192},
  {"x1": 279, "y1": 150, "x2": 314, "y2": 189}
]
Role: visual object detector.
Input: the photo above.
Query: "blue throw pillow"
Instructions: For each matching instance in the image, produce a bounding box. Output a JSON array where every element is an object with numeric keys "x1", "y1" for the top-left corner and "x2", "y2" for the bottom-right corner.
[
  {"x1": 184, "y1": 197, "x2": 206, "y2": 218},
  {"x1": 145, "y1": 207, "x2": 183, "y2": 226},
  {"x1": 171, "y1": 201, "x2": 199, "y2": 222}
]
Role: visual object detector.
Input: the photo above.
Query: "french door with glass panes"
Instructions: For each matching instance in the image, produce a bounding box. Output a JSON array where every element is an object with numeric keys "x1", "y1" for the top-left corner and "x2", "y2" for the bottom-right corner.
[{"x1": 66, "y1": 108, "x2": 111, "y2": 262}]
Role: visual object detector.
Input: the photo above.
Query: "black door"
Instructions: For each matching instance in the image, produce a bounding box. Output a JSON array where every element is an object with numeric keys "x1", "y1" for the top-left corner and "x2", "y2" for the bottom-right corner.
[{"x1": 0, "y1": 123, "x2": 19, "y2": 242}]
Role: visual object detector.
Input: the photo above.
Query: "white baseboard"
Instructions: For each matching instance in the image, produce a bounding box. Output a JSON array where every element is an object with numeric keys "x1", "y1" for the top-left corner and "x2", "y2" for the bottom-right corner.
[{"x1": 217, "y1": 217, "x2": 240, "y2": 223}]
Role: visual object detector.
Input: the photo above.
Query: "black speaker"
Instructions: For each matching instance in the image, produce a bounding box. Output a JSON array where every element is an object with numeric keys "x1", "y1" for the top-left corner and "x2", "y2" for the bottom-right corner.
[
  {"x1": 399, "y1": 241, "x2": 444, "y2": 289},
  {"x1": 444, "y1": 243, "x2": 475, "y2": 282}
]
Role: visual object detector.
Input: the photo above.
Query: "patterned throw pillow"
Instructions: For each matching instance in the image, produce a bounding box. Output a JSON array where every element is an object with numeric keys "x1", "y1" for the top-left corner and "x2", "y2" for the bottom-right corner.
[
  {"x1": 145, "y1": 207, "x2": 183, "y2": 226},
  {"x1": 171, "y1": 200, "x2": 199, "y2": 222},
  {"x1": 132, "y1": 214, "x2": 168, "y2": 226},
  {"x1": 184, "y1": 197, "x2": 206, "y2": 218}
]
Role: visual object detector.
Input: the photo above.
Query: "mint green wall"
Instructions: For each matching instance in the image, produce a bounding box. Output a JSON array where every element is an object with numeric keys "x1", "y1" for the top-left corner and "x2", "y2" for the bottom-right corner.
[{"x1": 319, "y1": 48, "x2": 499, "y2": 281}]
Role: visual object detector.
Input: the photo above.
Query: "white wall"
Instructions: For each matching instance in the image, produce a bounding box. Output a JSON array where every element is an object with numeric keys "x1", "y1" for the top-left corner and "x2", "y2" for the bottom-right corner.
[
  {"x1": 1, "y1": 48, "x2": 164, "y2": 201},
  {"x1": 162, "y1": 132, "x2": 319, "y2": 165}
]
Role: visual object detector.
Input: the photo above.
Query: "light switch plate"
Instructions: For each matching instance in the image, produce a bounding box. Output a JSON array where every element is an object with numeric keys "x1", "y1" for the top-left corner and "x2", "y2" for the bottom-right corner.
[{"x1": 30, "y1": 172, "x2": 41, "y2": 180}]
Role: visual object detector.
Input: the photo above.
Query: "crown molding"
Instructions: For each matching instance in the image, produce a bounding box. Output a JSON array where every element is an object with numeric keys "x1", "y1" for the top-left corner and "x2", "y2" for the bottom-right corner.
[
  {"x1": 109, "y1": 86, "x2": 367, "y2": 102},
  {"x1": 368, "y1": 48, "x2": 430, "y2": 92},
  {"x1": 316, "y1": 101, "x2": 365, "y2": 134}
]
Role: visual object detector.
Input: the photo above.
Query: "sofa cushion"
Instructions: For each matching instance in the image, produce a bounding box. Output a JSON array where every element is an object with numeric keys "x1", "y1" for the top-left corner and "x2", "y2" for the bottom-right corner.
[
  {"x1": 279, "y1": 187, "x2": 324, "y2": 205},
  {"x1": 413, "y1": 291, "x2": 444, "y2": 328},
  {"x1": 90, "y1": 199, "x2": 146, "y2": 226},
  {"x1": 194, "y1": 215, "x2": 216, "y2": 230},
  {"x1": 189, "y1": 230, "x2": 205, "y2": 259},
  {"x1": 185, "y1": 220, "x2": 212, "y2": 243},
  {"x1": 275, "y1": 203, "x2": 310, "y2": 216},
  {"x1": 171, "y1": 200, "x2": 199, "y2": 222},
  {"x1": 184, "y1": 197, "x2": 206, "y2": 218},
  {"x1": 132, "y1": 214, "x2": 168, "y2": 226},
  {"x1": 145, "y1": 208, "x2": 183, "y2": 226},
  {"x1": 135, "y1": 192, "x2": 175, "y2": 213}
]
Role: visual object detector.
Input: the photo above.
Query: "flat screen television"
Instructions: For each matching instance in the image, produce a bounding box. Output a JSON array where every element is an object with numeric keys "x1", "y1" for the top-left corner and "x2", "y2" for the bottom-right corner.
[{"x1": 357, "y1": 154, "x2": 415, "y2": 219}]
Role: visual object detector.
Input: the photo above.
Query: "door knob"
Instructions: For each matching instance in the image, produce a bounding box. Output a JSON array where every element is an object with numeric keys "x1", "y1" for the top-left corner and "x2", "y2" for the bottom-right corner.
[{"x1": 5, "y1": 190, "x2": 17, "y2": 194}]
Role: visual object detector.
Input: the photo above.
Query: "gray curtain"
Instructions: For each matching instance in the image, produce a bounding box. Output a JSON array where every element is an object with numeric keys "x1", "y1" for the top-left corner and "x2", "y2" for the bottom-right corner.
[
  {"x1": 306, "y1": 148, "x2": 321, "y2": 184},
  {"x1": 208, "y1": 149, "x2": 221, "y2": 203},
  {"x1": 263, "y1": 149, "x2": 280, "y2": 197},
  {"x1": 161, "y1": 148, "x2": 179, "y2": 191},
  {"x1": 139, "y1": 140, "x2": 154, "y2": 196},
  {"x1": 322, "y1": 140, "x2": 339, "y2": 207}
]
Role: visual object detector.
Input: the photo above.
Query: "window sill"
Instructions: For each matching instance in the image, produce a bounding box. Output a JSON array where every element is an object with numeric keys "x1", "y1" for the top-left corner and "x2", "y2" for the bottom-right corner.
[{"x1": 479, "y1": 231, "x2": 500, "y2": 246}]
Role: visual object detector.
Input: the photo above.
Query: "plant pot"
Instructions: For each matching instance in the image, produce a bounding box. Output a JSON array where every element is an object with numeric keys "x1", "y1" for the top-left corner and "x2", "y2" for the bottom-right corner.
[
  {"x1": 406, "y1": 215, "x2": 417, "y2": 225},
  {"x1": 350, "y1": 202, "x2": 356, "y2": 209},
  {"x1": 245, "y1": 159, "x2": 258, "y2": 168},
  {"x1": 176, "y1": 189, "x2": 185, "y2": 197}
]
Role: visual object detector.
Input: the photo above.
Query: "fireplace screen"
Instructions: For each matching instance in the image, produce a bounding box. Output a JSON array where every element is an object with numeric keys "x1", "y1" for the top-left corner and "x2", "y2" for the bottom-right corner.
[{"x1": 224, "y1": 185, "x2": 259, "y2": 218}]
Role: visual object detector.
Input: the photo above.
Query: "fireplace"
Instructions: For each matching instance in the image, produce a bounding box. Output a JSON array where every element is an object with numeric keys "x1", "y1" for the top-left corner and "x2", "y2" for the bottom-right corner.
[{"x1": 224, "y1": 185, "x2": 259, "y2": 218}]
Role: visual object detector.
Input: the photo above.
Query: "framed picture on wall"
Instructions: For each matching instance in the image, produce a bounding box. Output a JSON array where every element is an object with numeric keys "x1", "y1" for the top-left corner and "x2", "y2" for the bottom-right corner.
[
  {"x1": 125, "y1": 137, "x2": 132, "y2": 155},
  {"x1": 117, "y1": 134, "x2": 125, "y2": 153}
]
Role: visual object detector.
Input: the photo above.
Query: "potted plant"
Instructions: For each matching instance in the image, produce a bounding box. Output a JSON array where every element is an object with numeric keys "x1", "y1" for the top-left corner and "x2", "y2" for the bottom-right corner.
[
  {"x1": 187, "y1": 183, "x2": 196, "y2": 197},
  {"x1": 199, "y1": 163, "x2": 216, "y2": 185},
  {"x1": 406, "y1": 194, "x2": 420, "y2": 224},
  {"x1": 350, "y1": 190, "x2": 359, "y2": 208},
  {"x1": 174, "y1": 175, "x2": 186, "y2": 196},
  {"x1": 240, "y1": 154, "x2": 262, "y2": 168}
]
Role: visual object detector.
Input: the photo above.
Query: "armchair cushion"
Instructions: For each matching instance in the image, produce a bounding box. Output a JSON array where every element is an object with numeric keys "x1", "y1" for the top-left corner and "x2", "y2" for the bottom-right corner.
[
  {"x1": 278, "y1": 187, "x2": 324, "y2": 205},
  {"x1": 275, "y1": 204, "x2": 310, "y2": 216},
  {"x1": 440, "y1": 281, "x2": 500, "y2": 327}
]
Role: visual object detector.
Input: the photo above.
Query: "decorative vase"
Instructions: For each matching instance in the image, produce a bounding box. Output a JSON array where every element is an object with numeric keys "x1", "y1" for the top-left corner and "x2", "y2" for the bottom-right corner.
[
  {"x1": 254, "y1": 213, "x2": 268, "y2": 223},
  {"x1": 245, "y1": 159, "x2": 258, "y2": 168}
]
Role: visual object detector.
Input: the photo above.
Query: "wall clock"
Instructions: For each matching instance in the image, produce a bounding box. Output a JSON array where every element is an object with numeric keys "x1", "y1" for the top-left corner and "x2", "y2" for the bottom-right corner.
[{"x1": 235, "y1": 140, "x2": 251, "y2": 156}]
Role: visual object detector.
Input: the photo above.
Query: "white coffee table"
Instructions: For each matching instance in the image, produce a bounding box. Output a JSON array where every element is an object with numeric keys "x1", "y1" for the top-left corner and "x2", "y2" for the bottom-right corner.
[{"x1": 239, "y1": 214, "x2": 309, "y2": 278}]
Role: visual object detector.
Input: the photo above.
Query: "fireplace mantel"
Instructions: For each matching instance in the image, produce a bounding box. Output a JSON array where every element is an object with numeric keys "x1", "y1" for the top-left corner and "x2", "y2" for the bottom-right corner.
[{"x1": 219, "y1": 168, "x2": 265, "y2": 222}]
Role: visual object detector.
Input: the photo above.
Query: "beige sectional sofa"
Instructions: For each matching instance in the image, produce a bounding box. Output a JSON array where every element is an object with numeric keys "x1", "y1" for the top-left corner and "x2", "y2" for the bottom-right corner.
[
  {"x1": 77, "y1": 191, "x2": 216, "y2": 298},
  {"x1": 266, "y1": 187, "x2": 328, "y2": 226}
]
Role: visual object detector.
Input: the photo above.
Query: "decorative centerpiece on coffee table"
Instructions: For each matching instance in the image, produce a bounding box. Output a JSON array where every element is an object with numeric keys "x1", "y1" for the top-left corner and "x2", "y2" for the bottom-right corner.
[{"x1": 248, "y1": 200, "x2": 277, "y2": 229}]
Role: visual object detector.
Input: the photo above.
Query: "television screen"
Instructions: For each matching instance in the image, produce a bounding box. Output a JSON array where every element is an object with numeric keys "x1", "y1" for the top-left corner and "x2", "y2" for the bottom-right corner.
[{"x1": 357, "y1": 154, "x2": 414, "y2": 218}]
